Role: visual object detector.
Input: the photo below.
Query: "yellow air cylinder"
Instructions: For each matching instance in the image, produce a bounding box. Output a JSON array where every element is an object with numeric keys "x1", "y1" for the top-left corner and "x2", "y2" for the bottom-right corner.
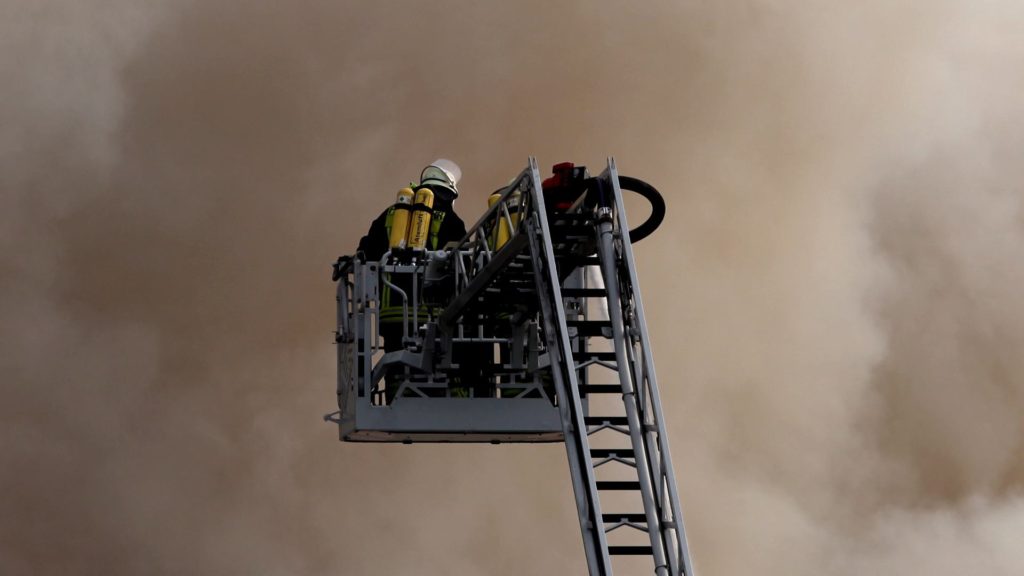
[
  {"x1": 406, "y1": 187, "x2": 435, "y2": 250},
  {"x1": 388, "y1": 187, "x2": 416, "y2": 249},
  {"x1": 488, "y1": 190, "x2": 521, "y2": 250}
]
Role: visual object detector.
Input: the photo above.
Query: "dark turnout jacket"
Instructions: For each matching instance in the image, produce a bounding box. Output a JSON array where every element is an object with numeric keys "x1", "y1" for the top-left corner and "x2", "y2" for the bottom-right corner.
[{"x1": 357, "y1": 196, "x2": 467, "y2": 261}]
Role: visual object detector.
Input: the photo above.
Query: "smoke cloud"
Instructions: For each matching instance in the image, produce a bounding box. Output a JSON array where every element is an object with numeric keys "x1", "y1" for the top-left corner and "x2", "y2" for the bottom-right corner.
[{"x1": 2, "y1": 1, "x2": 1023, "y2": 574}]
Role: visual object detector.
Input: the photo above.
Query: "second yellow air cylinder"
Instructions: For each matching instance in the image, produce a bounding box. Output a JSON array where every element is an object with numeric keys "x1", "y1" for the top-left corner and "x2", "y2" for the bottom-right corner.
[{"x1": 406, "y1": 187, "x2": 435, "y2": 250}]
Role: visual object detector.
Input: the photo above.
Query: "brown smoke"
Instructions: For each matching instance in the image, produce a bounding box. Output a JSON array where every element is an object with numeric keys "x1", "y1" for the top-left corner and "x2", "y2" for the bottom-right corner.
[{"x1": 2, "y1": 1, "x2": 1023, "y2": 574}]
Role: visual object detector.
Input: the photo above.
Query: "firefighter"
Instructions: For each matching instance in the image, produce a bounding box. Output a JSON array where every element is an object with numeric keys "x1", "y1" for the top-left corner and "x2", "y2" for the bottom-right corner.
[{"x1": 357, "y1": 160, "x2": 469, "y2": 401}]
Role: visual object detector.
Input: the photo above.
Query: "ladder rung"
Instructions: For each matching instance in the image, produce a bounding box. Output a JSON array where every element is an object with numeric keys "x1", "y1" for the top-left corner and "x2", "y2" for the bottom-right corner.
[
  {"x1": 602, "y1": 513, "x2": 647, "y2": 523},
  {"x1": 576, "y1": 351, "x2": 617, "y2": 362},
  {"x1": 566, "y1": 319, "x2": 612, "y2": 336},
  {"x1": 566, "y1": 319, "x2": 611, "y2": 326},
  {"x1": 590, "y1": 448, "x2": 634, "y2": 458},
  {"x1": 562, "y1": 255, "x2": 601, "y2": 267},
  {"x1": 608, "y1": 546, "x2": 653, "y2": 556},
  {"x1": 580, "y1": 384, "x2": 620, "y2": 394},
  {"x1": 596, "y1": 481, "x2": 640, "y2": 490},
  {"x1": 561, "y1": 288, "x2": 607, "y2": 298},
  {"x1": 584, "y1": 416, "x2": 629, "y2": 426}
]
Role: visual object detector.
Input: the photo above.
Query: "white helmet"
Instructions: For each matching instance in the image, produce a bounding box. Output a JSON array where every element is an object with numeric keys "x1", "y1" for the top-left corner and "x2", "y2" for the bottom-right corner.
[{"x1": 420, "y1": 158, "x2": 461, "y2": 199}]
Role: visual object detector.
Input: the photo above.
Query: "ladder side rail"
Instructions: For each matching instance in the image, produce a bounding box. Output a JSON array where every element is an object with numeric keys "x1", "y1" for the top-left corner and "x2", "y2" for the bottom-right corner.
[
  {"x1": 616, "y1": 293, "x2": 666, "y2": 520},
  {"x1": 605, "y1": 158, "x2": 695, "y2": 576},
  {"x1": 627, "y1": 297, "x2": 674, "y2": 551},
  {"x1": 524, "y1": 157, "x2": 612, "y2": 575},
  {"x1": 635, "y1": 336, "x2": 668, "y2": 522},
  {"x1": 616, "y1": 272, "x2": 665, "y2": 506},
  {"x1": 595, "y1": 215, "x2": 670, "y2": 576}
]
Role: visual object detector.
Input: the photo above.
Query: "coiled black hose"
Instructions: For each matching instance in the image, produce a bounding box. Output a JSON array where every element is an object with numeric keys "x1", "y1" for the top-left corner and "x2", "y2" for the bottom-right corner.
[{"x1": 617, "y1": 176, "x2": 666, "y2": 243}]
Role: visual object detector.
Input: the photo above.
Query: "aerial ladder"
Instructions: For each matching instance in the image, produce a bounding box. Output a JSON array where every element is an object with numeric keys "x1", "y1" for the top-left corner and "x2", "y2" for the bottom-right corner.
[{"x1": 327, "y1": 158, "x2": 695, "y2": 575}]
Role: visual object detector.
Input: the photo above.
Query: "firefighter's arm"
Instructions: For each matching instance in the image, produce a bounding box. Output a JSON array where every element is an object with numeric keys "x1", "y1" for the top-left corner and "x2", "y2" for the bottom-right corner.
[
  {"x1": 357, "y1": 210, "x2": 390, "y2": 262},
  {"x1": 443, "y1": 213, "x2": 468, "y2": 248}
]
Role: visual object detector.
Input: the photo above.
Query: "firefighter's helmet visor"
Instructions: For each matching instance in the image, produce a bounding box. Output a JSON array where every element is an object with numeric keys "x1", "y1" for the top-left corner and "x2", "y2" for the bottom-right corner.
[{"x1": 420, "y1": 160, "x2": 460, "y2": 198}]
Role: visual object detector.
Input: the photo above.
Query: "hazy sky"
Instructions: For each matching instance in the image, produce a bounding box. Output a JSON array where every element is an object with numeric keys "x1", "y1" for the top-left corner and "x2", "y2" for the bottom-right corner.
[{"x1": 3, "y1": 1, "x2": 1023, "y2": 574}]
